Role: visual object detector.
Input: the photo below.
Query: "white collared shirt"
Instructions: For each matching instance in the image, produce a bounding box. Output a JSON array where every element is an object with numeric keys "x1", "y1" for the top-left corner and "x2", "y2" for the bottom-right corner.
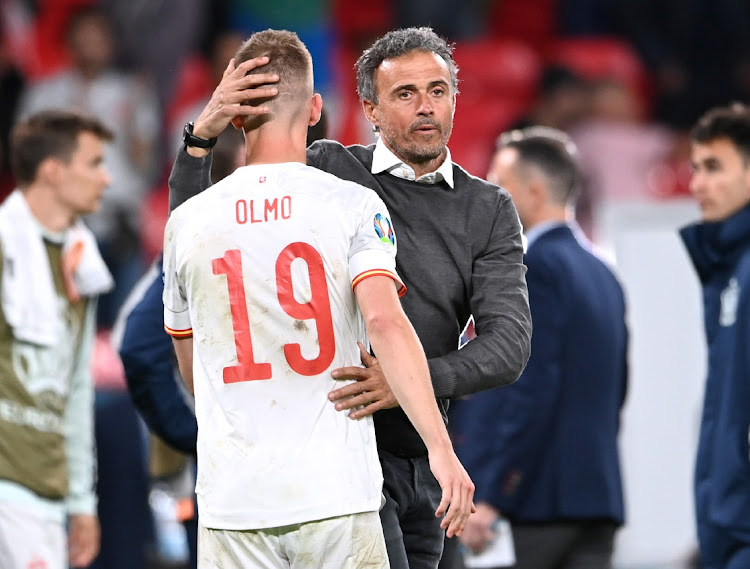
[{"x1": 371, "y1": 137, "x2": 455, "y2": 188}]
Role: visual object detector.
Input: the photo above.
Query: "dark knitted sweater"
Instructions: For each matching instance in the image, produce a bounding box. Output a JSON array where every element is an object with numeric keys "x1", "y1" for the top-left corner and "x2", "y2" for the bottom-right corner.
[{"x1": 169, "y1": 141, "x2": 531, "y2": 456}]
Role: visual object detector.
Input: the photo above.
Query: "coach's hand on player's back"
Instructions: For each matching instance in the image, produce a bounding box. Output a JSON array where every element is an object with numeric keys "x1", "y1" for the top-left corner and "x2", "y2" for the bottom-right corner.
[
  {"x1": 430, "y1": 447, "x2": 476, "y2": 538},
  {"x1": 188, "y1": 56, "x2": 279, "y2": 157},
  {"x1": 329, "y1": 343, "x2": 399, "y2": 419}
]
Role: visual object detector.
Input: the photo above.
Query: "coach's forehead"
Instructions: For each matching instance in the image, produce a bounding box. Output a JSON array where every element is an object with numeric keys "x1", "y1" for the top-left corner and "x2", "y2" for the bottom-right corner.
[{"x1": 375, "y1": 51, "x2": 451, "y2": 92}]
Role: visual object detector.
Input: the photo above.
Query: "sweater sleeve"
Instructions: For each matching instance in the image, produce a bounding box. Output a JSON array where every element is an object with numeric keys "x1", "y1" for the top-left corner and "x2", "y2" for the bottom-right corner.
[
  {"x1": 64, "y1": 300, "x2": 98, "y2": 515},
  {"x1": 429, "y1": 192, "x2": 531, "y2": 399},
  {"x1": 168, "y1": 147, "x2": 214, "y2": 214}
]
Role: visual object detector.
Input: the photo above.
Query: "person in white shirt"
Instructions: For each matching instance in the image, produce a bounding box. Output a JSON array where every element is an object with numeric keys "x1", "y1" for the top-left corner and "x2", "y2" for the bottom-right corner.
[{"x1": 163, "y1": 29, "x2": 474, "y2": 568}]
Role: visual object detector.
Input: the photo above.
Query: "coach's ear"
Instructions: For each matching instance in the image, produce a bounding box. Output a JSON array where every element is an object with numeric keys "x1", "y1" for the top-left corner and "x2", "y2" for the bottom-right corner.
[
  {"x1": 231, "y1": 116, "x2": 244, "y2": 130},
  {"x1": 362, "y1": 99, "x2": 379, "y2": 132},
  {"x1": 309, "y1": 93, "x2": 323, "y2": 126}
]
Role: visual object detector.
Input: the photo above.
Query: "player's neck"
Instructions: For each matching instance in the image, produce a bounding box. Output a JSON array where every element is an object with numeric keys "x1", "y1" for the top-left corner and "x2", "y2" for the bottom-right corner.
[
  {"x1": 22, "y1": 184, "x2": 76, "y2": 233},
  {"x1": 244, "y1": 126, "x2": 307, "y2": 166}
]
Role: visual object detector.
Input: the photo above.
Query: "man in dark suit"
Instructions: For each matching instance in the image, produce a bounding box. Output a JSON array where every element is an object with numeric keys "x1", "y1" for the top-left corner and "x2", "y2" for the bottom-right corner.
[{"x1": 454, "y1": 127, "x2": 628, "y2": 569}]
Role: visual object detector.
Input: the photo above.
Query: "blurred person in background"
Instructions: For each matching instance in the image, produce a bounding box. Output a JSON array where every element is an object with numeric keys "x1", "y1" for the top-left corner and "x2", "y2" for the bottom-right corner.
[
  {"x1": 570, "y1": 77, "x2": 676, "y2": 238},
  {"x1": 454, "y1": 127, "x2": 628, "y2": 569},
  {"x1": 17, "y1": 4, "x2": 161, "y2": 329},
  {"x1": 101, "y1": 0, "x2": 212, "y2": 109},
  {"x1": 511, "y1": 65, "x2": 590, "y2": 134},
  {"x1": 680, "y1": 103, "x2": 750, "y2": 569},
  {"x1": 87, "y1": 328, "x2": 153, "y2": 569},
  {"x1": 0, "y1": 110, "x2": 114, "y2": 569}
]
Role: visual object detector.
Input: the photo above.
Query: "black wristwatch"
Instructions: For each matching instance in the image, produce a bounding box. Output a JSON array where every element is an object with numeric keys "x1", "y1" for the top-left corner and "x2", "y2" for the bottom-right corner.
[{"x1": 183, "y1": 122, "x2": 218, "y2": 149}]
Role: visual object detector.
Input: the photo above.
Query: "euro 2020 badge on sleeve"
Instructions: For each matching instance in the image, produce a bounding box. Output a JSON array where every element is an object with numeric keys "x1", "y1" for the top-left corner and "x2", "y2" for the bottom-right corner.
[{"x1": 373, "y1": 213, "x2": 395, "y2": 247}]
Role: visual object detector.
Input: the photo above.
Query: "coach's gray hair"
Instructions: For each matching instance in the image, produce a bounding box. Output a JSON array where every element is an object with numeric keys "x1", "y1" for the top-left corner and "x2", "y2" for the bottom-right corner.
[{"x1": 355, "y1": 27, "x2": 460, "y2": 103}]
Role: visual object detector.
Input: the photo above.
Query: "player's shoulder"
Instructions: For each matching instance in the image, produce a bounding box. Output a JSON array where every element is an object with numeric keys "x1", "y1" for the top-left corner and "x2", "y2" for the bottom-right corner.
[
  {"x1": 291, "y1": 162, "x2": 380, "y2": 203},
  {"x1": 307, "y1": 138, "x2": 373, "y2": 158},
  {"x1": 168, "y1": 171, "x2": 237, "y2": 226},
  {"x1": 307, "y1": 139, "x2": 375, "y2": 170}
]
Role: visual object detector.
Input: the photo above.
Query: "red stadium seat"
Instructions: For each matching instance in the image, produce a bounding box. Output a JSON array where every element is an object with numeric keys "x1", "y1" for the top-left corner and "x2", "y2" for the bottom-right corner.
[
  {"x1": 332, "y1": 0, "x2": 394, "y2": 48},
  {"x1": 450, "y1": 40, "x2": 542, "y2": 176},
  {"x1": 454, "y1": 39, "x2": 542, "y2": 100},
  {"x1": 450, "y1": 100, "x2": 527, "y2": 177},
  {"x1": 487, "y1": 0, "x2": 559, "y2": 53}
]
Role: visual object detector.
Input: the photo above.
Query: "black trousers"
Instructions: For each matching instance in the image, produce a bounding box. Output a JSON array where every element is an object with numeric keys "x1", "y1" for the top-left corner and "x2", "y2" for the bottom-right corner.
[
  {"x1": 379, "y1": 450, "x2": 446, "y2": 569},
  {"x1": 510, "y1": 520, "x2": 618, "y2": 569},
  {"x1": 438, "y1": 535, "x2": 465, "y2": 569}
]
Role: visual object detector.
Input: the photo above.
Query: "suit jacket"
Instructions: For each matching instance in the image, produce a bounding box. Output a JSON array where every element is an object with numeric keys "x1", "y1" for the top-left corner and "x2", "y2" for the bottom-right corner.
[
  {"x1": 117, "y1": 256, "x2": 198, "y2": 455},
  {"x1": 452, "y1": 224, "x2": 627, "y2": 523}
]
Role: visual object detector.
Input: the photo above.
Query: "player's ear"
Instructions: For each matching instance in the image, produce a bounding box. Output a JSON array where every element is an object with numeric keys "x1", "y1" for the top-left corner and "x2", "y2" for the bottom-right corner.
[{"x1": 309, "y1": 93, "x2": 323, "y2": 126}]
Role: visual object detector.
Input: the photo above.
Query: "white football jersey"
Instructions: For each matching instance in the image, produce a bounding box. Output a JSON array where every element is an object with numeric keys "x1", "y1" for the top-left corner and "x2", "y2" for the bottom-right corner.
[{"x1": 163, "y1": 162, "x2": 405, "y2": 530}]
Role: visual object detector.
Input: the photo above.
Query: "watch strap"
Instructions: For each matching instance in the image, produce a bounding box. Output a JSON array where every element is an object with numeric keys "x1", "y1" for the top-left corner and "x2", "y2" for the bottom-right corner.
[{"x1": 183, "y1": 122, "x2": 218, "y2": 149}]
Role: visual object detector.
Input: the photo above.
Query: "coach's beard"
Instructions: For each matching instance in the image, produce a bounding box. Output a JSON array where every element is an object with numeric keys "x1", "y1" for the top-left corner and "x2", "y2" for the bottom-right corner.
[{"x1": 386, "y1": 121, "x2": 452, "y2": 166}]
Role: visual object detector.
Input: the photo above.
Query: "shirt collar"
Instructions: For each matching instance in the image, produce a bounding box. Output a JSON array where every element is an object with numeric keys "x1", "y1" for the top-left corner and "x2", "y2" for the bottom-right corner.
[{"x1": 371, "y1": 137, "x2": 454, "y2": 188}]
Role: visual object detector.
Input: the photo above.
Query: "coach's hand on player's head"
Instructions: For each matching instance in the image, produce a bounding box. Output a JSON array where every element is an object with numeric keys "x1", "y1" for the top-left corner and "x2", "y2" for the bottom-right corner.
[
  {"x1": 329, "y1": 342, "x2": 399, "y2": 419},
  {"x1": 430, "y1": 448, "x2": 476, "y2": 538},
  {"x1": 191, "y1": 57, "x2": 279, "y2": 143}
]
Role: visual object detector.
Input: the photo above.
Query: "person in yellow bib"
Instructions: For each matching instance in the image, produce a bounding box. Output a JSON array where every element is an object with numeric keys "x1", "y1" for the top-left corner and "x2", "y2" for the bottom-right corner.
[{"x1": 0, "y1": 110, "x2": 114, "y2": 569}]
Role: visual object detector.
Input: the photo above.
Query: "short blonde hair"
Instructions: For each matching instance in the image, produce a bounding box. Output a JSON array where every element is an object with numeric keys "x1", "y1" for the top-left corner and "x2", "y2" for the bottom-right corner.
[{"x1": 235, "y1": 29, "x2": 313, "y2": 108}]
